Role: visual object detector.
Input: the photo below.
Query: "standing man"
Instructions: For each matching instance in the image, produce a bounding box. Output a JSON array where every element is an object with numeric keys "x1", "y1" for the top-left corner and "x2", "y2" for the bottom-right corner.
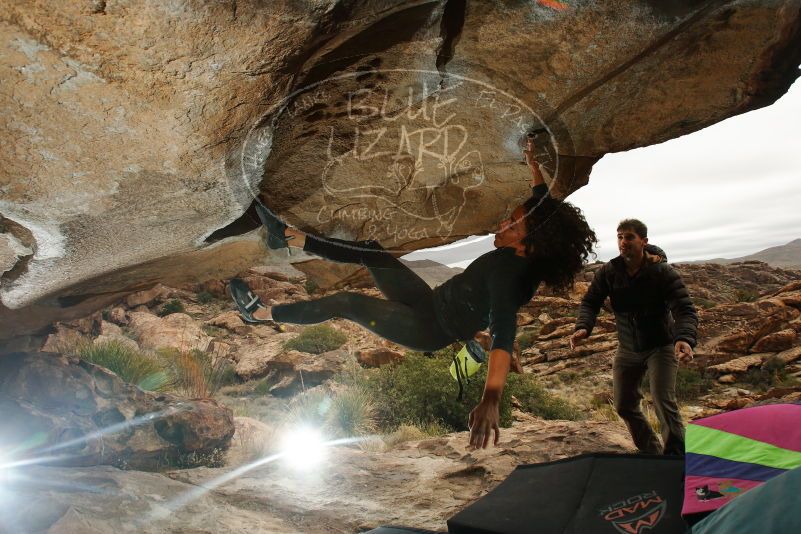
[{"x1": 570, "y1": 219, "x2": 697, "y2": 455}]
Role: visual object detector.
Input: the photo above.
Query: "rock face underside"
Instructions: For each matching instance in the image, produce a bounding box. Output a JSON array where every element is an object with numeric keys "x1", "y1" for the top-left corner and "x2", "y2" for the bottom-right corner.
[{"x1": 1, "y1": 0, "x2": 800, "y2": 338}]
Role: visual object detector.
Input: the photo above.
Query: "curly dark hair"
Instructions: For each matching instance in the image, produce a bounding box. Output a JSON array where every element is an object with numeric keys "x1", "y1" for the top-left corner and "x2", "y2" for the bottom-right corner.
[{"x1": 519, "y1": 194, "x2": 598, "y2": 291}]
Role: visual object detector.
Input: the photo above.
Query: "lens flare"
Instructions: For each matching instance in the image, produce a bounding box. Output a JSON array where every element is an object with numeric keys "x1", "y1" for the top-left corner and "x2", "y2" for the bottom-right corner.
[{"x1": 280, "y1": 426, "x2": 326, "y2": 471}]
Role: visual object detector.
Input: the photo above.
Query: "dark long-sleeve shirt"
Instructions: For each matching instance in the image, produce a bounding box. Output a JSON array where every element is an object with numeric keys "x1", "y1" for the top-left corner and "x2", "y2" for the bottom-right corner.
[
  {"x1": 575, "y1": 250, "x2": 698, "y2": 351},
  {"x1": 432, "y1": 184, "x2": 547, "y2": 353}
]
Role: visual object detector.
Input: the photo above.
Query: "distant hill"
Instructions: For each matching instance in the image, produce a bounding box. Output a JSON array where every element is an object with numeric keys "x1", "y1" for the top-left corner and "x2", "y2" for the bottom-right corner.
[
  {"x1": 400, "y1": 259, "x2": 464, "y2": 288},
  {"x1": 697, "y1": 238, "x2": 801, "y2": 269}
]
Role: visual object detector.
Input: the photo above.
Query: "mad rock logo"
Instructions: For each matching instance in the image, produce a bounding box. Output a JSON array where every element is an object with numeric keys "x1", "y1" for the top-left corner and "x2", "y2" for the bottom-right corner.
[
  {"x1": 237, "y1": 69, "x2": 559, "y2": 252},
  {"x1": 599, "y1": 491, "x2": 667, "y2": 534}
]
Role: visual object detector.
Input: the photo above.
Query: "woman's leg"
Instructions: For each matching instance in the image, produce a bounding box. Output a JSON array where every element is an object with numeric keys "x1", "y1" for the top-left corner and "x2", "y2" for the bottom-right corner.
[
  {"x1": 272, "y1": 292, "x2": 452, "y2": 352},
  {"x1": 302, "y1": 234, "x2": 433, "y2": 307}
]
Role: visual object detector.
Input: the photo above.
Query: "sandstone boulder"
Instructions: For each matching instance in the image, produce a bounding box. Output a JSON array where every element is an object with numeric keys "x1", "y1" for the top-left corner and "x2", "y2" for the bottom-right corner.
[
  {"x1": 0, "y1": 352, "x2": 234, "y2": 470},
  {"x1": 205, "y1": 310, "x2": 247, "y2": 332},
  {"x1": 41, "y1": 324, "x2": 83, "y2": 353},
  {"x1": 708, "y1": 353, "x2": 770, "y2": 375},
  {"x1": 357, "y1": 347, "x2": 405, "y2": 368},
  {"x1": 233, "y1": 335, "x2": 297, "y2": 380},
  {"x1": 3, "y1": 1, "x2": 799, "y2": 340},
  {"x1": 107, "y1": 306, "x2": 129, "y2": 325},
  {"x1": 128, "y1": 312, "x2": 211, "y2": 353},
  {"x1": 258, "y1": 349, "x2": 353, "y2": 396},
  {"x1": 751, "y1": 328, "x2": 797, "y2": 353},
  {"x1": 93, "y1": 334, "x2": 139, "y2": 352},
  {"x1": 775, "y1": 345, "x2": 801, "y2": 365},
  {"x1": 125, "y1": 284, "x2": 174, "y2": 309}
]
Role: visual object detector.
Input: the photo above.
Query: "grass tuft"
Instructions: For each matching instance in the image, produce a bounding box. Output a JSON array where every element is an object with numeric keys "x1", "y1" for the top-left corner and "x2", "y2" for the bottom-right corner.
[
  {"x1": 329, "y1": 386, "x2": 377, "y2": 438},
  {"x1": 283, "y1": 324, "x2": 347, "y2": 354},
  {"x1": 158, "y1": 299, "x2": 185, "y2": 317},
  {"x1": 196, "y1": 291, "x2": 215, "y2": 304},
  {"x1": 158, "y1": 348, "x2": 237, "y2": 398},
  {"x1": 75, "y1": 339, "x2": 172, "y2": 391}
]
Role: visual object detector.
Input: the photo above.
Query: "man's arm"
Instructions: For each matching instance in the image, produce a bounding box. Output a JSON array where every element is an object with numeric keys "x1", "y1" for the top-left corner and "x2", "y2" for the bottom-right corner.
[
  {"x1": 575, "y1": 265, "x2": 610, "y2": 334},
  {"x1": 662, "y1": 265, "x2": 698, "y2": 361},
  {"x1": 570, "y1": 265, "x2": 611, "y2": 349}
]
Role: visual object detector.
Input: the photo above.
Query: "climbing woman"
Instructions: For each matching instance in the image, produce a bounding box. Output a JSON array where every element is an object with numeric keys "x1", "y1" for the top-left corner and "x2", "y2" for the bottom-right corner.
[{"x1": 229, "y1": 138, "x2": 597, "y2": 449}]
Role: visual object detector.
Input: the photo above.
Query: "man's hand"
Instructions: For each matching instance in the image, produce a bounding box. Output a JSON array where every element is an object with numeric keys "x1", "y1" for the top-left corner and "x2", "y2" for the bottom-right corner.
[
  {"x1": 468, "y1": 397, "x2": 501, "y2": 449},
  {"x1": 569, "y1": 329, "x2": 589, "y2": 350},
  {"x1": 675, "y1": 341, "x2": 694, "y2": 363}
]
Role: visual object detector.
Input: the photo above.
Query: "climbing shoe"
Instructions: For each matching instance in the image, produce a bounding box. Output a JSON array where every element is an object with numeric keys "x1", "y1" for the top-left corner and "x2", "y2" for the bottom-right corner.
[
  {"x1": 228, "y1": 277, "x2": 279, "y2": 328},
  {"x1": 254, "y1": 201, "x2": 294, "y2": 251}
]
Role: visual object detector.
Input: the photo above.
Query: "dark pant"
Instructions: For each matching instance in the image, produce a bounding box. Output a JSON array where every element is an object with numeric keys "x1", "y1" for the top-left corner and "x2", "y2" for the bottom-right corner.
[
  {"x1": 271, "y1": 236, "x2": 455, "y2": 352},
  {"x1": 613, "y1": 344, "x2": 685, "y2": 455}
]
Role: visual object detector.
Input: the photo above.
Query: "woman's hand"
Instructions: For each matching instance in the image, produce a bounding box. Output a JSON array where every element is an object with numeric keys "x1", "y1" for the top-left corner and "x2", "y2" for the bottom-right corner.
[
  {"x1": 523, "y1": 138, "x2": 539, "y2": 168},
  {"x1": 468, "y1": 396, "x2": 501, "y2": 449},
  {"x1": 523, "y1": 138, "x2": 546, "y2": 187}
]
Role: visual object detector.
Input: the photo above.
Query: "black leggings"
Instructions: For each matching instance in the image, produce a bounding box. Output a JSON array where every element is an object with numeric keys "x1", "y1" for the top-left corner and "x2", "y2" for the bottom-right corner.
[{"x1": 271, "y1": 236, "x2": 456, "y2": 352}]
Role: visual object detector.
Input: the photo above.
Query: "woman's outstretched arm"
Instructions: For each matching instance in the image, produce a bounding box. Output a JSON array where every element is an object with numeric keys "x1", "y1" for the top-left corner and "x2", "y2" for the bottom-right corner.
[
  {"x1": 523, "y1": 137, "x2": 546, "y2": 188},
  {"x1": 467, "y1": 348, "x2": 512, "y2": 448}
]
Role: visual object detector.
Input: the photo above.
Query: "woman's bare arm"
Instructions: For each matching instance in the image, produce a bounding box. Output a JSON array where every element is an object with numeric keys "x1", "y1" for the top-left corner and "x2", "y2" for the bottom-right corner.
[{"x1": 468, "y1": 348, "x2": 512, "y2": 448}]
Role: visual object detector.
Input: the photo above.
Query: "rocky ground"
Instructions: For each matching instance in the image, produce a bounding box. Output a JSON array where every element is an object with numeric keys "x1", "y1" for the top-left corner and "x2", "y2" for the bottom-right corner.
[{"x1": 3, "y1": 259, "x2": 801, "y2": 533}]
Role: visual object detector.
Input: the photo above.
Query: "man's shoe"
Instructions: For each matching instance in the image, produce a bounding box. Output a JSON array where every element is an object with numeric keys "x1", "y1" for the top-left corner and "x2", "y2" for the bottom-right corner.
[{"x1": 254, "y1": 202, "x2": 294, "y2": 251}]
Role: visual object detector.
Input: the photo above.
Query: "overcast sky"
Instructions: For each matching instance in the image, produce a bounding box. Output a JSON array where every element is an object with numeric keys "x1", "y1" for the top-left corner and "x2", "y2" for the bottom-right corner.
[{"x1": 404, "y1": 76, "x2": 801, "y2": 268}]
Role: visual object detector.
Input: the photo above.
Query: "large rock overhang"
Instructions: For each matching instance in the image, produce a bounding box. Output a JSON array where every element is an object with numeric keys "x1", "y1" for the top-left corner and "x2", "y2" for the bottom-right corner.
[{"x1": 1, "y1": 0, "x2": 800, "y2": 340}]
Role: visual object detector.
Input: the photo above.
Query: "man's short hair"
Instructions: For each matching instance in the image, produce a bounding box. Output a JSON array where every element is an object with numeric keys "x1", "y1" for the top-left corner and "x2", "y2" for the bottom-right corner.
[{"x1": 617, "y1": 219, "x2": 648, "y2": 238}]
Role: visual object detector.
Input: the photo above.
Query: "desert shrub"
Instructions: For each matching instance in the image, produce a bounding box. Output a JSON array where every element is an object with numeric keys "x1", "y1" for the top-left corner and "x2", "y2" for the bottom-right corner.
[
  {"x1": 328, "y1": 387, "x2": 378, "y2": 438},
  {"x1": 694, "y1": 297, "x2": 716, "y2": 309},
  {"x1": 216, "y1": 360, "x2": 240, "y2": 388},
  {"x1": 158, "y1": 348, "x2": 237, "y2": 398},
  {"x1": 516, "y1": 329, "x2": 539, "y2": 351},
  {"x1": 642, "y1": 367, "x2": 713, "y2": 402},
  {"x1": 558, "y1": 370, "x2": 580, "y2": 384},
  {"x1": 507, "y1": 373, "x2": 584, "y2": 421},
  {"x1": 304, "y1": 279, "x2": 320, "y2": 294},
  {"x1": 276, "y1": 386, "x2": 379, "y2": 439},
  {"x1": 363, "y1": 348, "x2": 491, "y2": 432},
  {"x1": 675, "y1": 367, "x2": 714, "y2": 401},
  {"x1": 158, "y1": 299, "x2": 185, "y2": 317},
  {"x1": 735, "y1": 288, "x2": 759, "y2": 303},
  {"x1": 201, "y1": 324, "x2": 227, "y2": 337},
  {"x1": 381, "y1": 424, "x2": 427, "y2": 448},
  {"x1": 253, "y1": 376, "x2": 275, "y2": 396},
  {"x1": 196, "y1": 291, "x2": 215, "y2": 304},
  {"x1": 591, "y1": 402, "x2": 620, "y2": 422},
  {"x1": 283, "y1": 324, "x2": 347, "y2": 354},
  {"x1": 76, "y1": 339, "x2": 171, "y2": 391},
  {"x1": 284, "y1": 388, "x2": 333, "y2": 429},
  {"x1": 347, "y1": 347, "x2": 583, "y2": 432},
  {"x1": 381, "y1": 420, "x2": 450, "y2": 449},
  {"x1": 741, "y1": 356, "x2": 789, "y2": 391},
  {"x1": 643, "y1": 402, "x2": 662, "y2": 434}
]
